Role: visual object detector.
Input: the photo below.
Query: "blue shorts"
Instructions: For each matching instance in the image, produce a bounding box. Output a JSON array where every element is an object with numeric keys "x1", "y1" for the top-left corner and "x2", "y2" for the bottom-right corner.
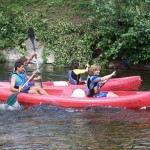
[
  {"x1": 23, "y1": 87, "x2": 30, "y2": 93},
  {"x1": 28, "y1": 82, "x2": 35, "y2": 86},
  {"x1": 23, "y1": 83, "x2": 35, "y2": 93},
  {"x1": 93, "y1": 92, "x2": 108, "y2": 98}
]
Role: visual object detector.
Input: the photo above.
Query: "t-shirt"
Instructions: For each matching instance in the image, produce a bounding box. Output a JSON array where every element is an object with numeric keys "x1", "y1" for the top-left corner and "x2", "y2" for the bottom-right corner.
[{"x1": 73, "y1": 69, "x2": 86, "y2": 75}]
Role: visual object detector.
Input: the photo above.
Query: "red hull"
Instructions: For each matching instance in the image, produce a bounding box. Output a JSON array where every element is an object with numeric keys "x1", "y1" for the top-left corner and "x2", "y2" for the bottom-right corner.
[
  {"x1": 0, "y1": 76, "x2": 142, "y2": 91},
  {"x1": 43, "y1": 76, "x2": 142, "y2": 91},
  {"x1": 0, "y1": 87, "x2": 150, "y2": 109}
]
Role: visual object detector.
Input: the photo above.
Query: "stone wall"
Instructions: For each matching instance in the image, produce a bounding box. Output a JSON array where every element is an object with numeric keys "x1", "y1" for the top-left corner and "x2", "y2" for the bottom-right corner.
[{"x1": 1, "y1": 38, "x2": 54, "y2": 64}]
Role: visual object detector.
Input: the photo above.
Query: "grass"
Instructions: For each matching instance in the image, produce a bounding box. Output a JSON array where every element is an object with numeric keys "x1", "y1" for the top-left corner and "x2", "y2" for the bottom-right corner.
[{"x1": 0, "y1": 0, "x2": 93, "y2": 25}]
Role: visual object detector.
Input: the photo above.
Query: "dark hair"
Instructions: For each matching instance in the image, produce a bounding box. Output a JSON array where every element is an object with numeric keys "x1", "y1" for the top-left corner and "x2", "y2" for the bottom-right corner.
[
  {"x1": 14, "y1": 61, "x2": 23, "y2": 71},
  {"x1": 17, "y1": 56, "x2": 27, "y2": 64},
  {"x1": 72, "y1": 59, "x2": 79, "y2": 69}
]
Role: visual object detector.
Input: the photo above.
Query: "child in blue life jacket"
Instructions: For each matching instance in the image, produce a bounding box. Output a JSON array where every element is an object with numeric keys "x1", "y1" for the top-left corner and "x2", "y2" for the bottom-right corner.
[
  {"x1": 68, "y1": 59, "x2": 89, "y2": 85},
  {"x1": 14, "y1": 52, "x2": 41, "y2": 87},
  {"x1": 86, "y1": 64, "x2": 118, "y2": 97},
  {"x1": 10, "y1": 61, "x2": 48, "y2": 95}
]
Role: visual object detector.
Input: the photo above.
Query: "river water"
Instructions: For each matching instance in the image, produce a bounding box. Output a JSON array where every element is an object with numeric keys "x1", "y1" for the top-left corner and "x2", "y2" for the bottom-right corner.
[{"x1": 0, "y1": 63, "x2": 150, "y2": 150}]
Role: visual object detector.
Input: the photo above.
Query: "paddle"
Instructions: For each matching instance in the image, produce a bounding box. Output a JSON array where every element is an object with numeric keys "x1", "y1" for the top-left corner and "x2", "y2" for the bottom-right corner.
[
  {"x1": 6, "y1": 60, "x2": 46, "y2": 106},
  {"x1": 88, "y1": 48, "x2": 102, "y2": 65},
  {"x1": 100, "y1": 78, "x2": 109, "y2": 88},
  {"x1": 28, "y1": 27, "x2": 43, "y2": 88}
]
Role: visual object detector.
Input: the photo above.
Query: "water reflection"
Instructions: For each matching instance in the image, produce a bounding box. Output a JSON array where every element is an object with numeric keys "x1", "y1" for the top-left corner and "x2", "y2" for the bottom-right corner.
[{"x1": 1, "y1": 105, "x2": 150, "y2": 149}]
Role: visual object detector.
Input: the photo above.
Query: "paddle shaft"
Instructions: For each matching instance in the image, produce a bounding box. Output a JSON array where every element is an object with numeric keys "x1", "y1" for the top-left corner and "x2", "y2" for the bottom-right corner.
[
  {"x1": 29, "y1": 27, "x2": 43, "y2": 88},
  {"x1": 21, "y1": 60, "x2": 46, "y2": 90},
  {"x1": 100, "y1": 78, "x2": 109, "y2": 88},
  {"x1": 32, "y1": 41, "x2": 39, "y2": 71}
]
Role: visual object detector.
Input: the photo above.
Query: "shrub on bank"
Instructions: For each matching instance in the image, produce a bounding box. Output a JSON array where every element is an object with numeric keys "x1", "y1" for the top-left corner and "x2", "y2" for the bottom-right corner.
[{"x1": 0, "y1": 0, "x2": 149, "y2": 67}]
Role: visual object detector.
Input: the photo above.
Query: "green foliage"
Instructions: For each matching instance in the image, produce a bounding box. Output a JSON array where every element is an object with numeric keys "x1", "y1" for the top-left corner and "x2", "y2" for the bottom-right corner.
[
  {"x1": 0, "y1": 0, "x2": 149, "y2": 67},
  {"x1": 90, "y1": 0, "x2": 150, "y2": 65},
  {"x1": 0, "y1": 5, "x2": 28, "y2": 50},
  {"x1": 38, "y1": 22, "x2": 94, "y2": 66},
  {"x1": 0, "y1": 53, "x2": 6, "y2": 63}
]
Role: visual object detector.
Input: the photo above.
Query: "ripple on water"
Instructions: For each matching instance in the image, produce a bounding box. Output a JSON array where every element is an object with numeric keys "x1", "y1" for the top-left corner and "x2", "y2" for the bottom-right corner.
[{"x1": 1, "y1": 104, "x2": 150, "y2": 149}]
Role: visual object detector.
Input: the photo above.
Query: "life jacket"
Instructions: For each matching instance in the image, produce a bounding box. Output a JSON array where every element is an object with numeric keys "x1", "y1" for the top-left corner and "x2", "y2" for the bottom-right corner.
[
  {"x1": 18, "y1": 69, "x2": 29, "y2": 90},
  {"x1": 10, "y1": 73, "x2": 22, "y2": 89},
  {"x1": 11, "y1": 68, "x2": 32, "y2": 90},
  {"x1": 86, "y1": 75, "x2": 100, "y2": 97},
  {"x1": 68, "y1": 70, "x2": 81, "y2": 85}
]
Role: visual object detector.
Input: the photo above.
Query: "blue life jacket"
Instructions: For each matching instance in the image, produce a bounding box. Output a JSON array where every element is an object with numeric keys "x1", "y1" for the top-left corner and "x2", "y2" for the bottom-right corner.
[
  {"x1": 11, "y1": 73, "x2": 23, "y2": 89},
  {"x1": 68, "y1": 70, "x2": 81, "y2": 85},
  {"x1": 86, "y1": 75, "x2": 100, "y2": 96},
  {"x1": 18, "y1": 69, "x2": 29, "y2": 90}
]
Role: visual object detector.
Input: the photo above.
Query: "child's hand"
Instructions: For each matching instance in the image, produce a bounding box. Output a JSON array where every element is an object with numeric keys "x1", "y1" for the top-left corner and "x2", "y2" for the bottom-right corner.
[
  {"x1": 32, "y1": 52, "x2": 37, "y2": 57},
  {"x1": 86, "y1": 64, "x2": 90, "y2": 68},
  {"x1": 85, "y1": 63, "x2": 90, "y2": 72},
  {"x1": 32, "y1": 70, "x2": 37, "y2": 75},
  {"x1": 112, "y1": 71, "x2": 116, "y2": 76},
  {"x1": 36, "y1": 75, "x2": 41, "y2": 80},
  {"x1": 18, "y1": 85, "x2": 23, "y2": 92}
]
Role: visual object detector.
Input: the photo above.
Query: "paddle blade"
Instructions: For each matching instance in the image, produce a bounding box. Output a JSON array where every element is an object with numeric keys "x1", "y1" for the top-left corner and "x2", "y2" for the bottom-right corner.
[
  {"x1": 92, "y1": 48, "x2": 102, "y2": 59},
  {"x1": 89, "y1": 48, "x2": 102, "y2": 65},
  {"x1": 28, "y1": 27, "x2": 35, "y2": 42},
  {"x1": 6, "y1": 93, "x2": 18, "y2": 106}
]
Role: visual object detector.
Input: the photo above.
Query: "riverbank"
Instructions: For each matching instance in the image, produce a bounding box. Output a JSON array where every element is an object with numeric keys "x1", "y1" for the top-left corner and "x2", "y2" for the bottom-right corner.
[
  {"x1": 108, "y1": 60, "x2": 150, "y2": 71},
  {"x1": 1, "y1": 0, "x2": 149, "y2": 68}
]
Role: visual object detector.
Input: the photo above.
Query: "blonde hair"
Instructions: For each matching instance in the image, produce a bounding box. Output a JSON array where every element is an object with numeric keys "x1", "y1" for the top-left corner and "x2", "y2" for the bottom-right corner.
[{"x1": 88, "y1": 65, "x2": 101, "y2": 76}]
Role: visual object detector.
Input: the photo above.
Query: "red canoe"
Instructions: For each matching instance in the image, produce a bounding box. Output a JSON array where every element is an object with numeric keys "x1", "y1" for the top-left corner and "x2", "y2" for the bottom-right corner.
[
  {"x1": 43, "y1": 76, "x2": 142, "y2": 91},
  {"x1": 0, "y1": 76, "x2": 142, "y2": 91},
  {"x1": 0, "y1": 87, "x2": 149, "y2": 109}
]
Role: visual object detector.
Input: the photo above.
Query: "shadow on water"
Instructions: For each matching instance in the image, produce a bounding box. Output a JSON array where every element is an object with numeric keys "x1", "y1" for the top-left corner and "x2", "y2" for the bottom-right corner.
[{"x1": 0, "y1": 63, "x2": 150, "y2": 149}]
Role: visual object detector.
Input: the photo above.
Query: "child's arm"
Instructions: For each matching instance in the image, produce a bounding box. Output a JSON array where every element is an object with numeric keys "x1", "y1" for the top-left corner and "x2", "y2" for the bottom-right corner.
[
  {"x1": 26, "y1": 52, "x2": 37, "y2": 64},
  {"x1": 101, "y1": 71, "x2": 116, "y2": 81}
]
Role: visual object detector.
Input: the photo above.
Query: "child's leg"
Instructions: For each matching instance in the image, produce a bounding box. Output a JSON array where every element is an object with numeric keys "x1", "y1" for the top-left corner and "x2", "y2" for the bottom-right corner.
[{"x1": 107, "y1": 92, "x2": 118, "y2": 97}]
